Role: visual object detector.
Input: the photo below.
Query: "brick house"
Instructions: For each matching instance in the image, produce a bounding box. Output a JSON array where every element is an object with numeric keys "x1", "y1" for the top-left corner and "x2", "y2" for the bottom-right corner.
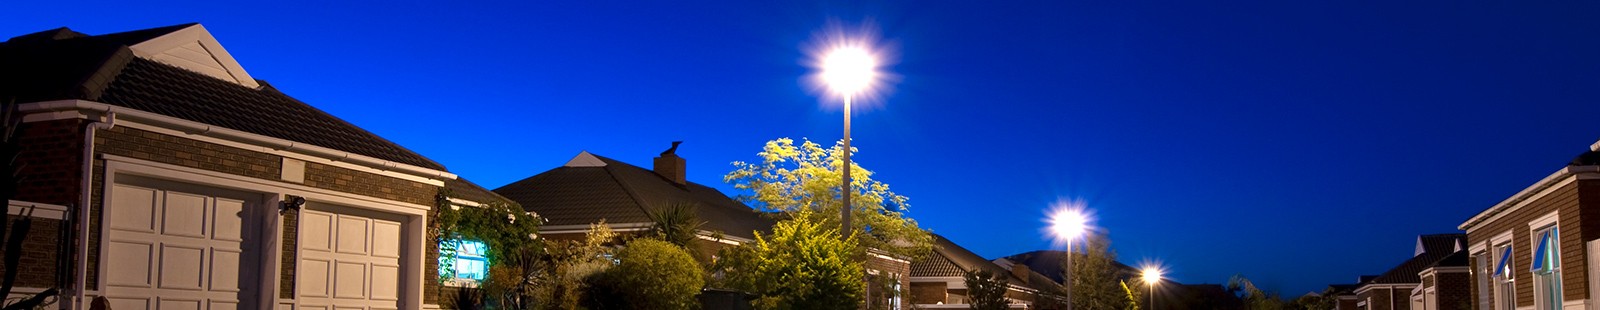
[
  {"x1": 1353, "y1": 234, "x2": 1468, "y2": 310},
  {"x1": 1458, "y1": 142, "x2": 1600, "y2": 310},
  {"x1": 491, "y1": 147, "x2": 914, "y2": 307},
  {"x1": 0, "y1": 24, "x2": 505, "y2": 310},
  {"x1": 909, "y1": 235, "x2": 1062, "y2": 309}
]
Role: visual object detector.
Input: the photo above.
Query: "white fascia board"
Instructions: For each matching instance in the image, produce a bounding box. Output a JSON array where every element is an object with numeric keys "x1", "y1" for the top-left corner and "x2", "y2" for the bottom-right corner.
[
  {"x1": 18, "y1": 100, "x2": 457, "y2": 184},
  {"x1": 127, "y1": 24, "x2": 259, "y2": 88},
  {"x1": 540, "y1": 222, "x2": 653, "y2": 235},
  {"x1": 1460, "y1": 166, "x2": 1600, "y2": 231}
]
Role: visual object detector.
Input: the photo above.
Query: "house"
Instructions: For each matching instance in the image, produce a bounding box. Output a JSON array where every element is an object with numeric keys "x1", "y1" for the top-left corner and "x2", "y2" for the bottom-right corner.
[
  {"x1": 1327, "y1": 283, "x2": 1360, "y2": 310},
  {"x1": 1352, "y1": 234, "x2": 1468, "y2": 310},
  {"x1": 0, "y1": 24, "x2": 501, "y2": 310},
  {"x1": 909, "y1": 234, "x2": 1063, "y2": 309},
  {"x1": 1458, "y1": 142, "x2": 1600, "y2": 310},
  {"x1": 491, "y1": 146, "x2": 913, "y2": 307}
]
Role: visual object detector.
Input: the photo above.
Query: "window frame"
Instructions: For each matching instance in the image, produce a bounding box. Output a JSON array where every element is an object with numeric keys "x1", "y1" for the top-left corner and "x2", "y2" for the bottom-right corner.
[
  {"x1": 1530, "y1": 222, "x2": 1562, "y2": 310},
  {"x1": 1491, "y1": 231, "x2": 1515, "y2": 310},
  {"x1": 439, "y1": 238, "x2": 491, "y2": 287}
]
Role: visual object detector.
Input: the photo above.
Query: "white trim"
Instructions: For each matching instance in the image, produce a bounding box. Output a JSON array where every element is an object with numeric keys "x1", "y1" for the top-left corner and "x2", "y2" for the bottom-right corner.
[
  {"x1": 696, "y1": 232, "x2": 748, "y2": 245},
  {"x1": 104, "y1": 154, "x2": 431, "y2": 215},
  {"x1": 1490, "y1": 231, "x2": 1514, "y2": 249},
  {"x1": 18, "y1": 100, "x2": 456, "y2": 184},
  {"x1": 869, "y1": 251, "x2": 912, "y2": 264},
  {"x1": 1527, "y1": 210, "x2": 1559, "y2": 231},
  {"x1": 127, "y1": 24, "x2": 259, "y2": 88},
  {"x1": 7, "y1": 200, "x2": 68, "y2": 220},
  {"x1": 539, "y1": 222, "x2": 653, "y2": 235},
  {"x1": 1462, "y1": 167, "x2": 1600, "y2": 231},
  {"x1": 1471, "y1": 241, "x2": 1489, "y2": 256}
]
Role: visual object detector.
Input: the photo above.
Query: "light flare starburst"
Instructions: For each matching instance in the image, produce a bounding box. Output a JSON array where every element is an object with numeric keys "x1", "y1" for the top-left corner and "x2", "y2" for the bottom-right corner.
[{"x1": 804, "y1": 21, "x2": 897, "y2": 109}]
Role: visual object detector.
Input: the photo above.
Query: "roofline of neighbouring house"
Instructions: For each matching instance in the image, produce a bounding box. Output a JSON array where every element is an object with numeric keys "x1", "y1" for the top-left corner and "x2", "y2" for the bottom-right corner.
[
  {"x1": 19, "y1": 99, "x2": 459, "y2": 185},
  {"x1": 1458, "y1": 165, "x2": 1600, "y2": 231}
]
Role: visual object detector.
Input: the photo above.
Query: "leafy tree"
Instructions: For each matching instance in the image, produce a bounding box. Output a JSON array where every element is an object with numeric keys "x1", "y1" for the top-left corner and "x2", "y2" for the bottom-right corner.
[
  {"x1": 646, "y1": 202, "x2": 705, "y2": 248},
  {"x1": 528, "y1": 222, "x2": 616, "y2": 309},
  {"x1": 590, "y1": 239, "x2": 704, "y2": 310},
  {"x1": 1121, "y1": 280, "x2": 1143, "y2": 310},
  {"x1": 717, "y1": 211, "x2": 864, "y2": 310},
  {"x1": 725, "y1": 138, "x2": 932, "y2": 258},
  {"x1": 1065, "y1": 234, "x2": 1136, "y2": 310},
  {"x1": 963, "y1": 270, "x2": 1010, "y2": 310},
  {"x1": 1228, "y1": 274, "x2": 1286, "y2": 310}
]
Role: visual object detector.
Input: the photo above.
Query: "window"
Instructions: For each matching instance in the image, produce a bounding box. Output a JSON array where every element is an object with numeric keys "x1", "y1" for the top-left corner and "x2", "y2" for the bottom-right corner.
[
  {"x1": 1475, "y1": 250, "x2": 1492, "y2": 310},
  {"x1": 440, "y1": 239, "x2": 490, "y2": 284},
  {"x1": 1531, "y1": 225, "x2": 1562, "y2": 310},
  {"x1": 1493, "y1": 243, "x2": 1515, "y2": 310}
]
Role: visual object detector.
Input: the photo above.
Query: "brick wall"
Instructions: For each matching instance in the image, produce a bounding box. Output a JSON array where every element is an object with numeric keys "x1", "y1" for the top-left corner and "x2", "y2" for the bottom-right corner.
[
  {"x1": 0, "y1": 217, "x2": 65, "y2": 288},
  {"x1": 1436, "y1": 271, "x2": 1471, "y2": 310},
  {"x1": 280, "y1": 211, "x2": 298, "y2": 299},
  {"x1": 1463, "y1": 178, "x2": 1594, "y2": 308},
  {"x1": 303, "y1": 162, "x2": 434, "y2": 206},
  {"x1": 910, "y1": 282, "x2": 947, "y2": 304},
  {"x1": 1359, "y1": 287, "x2": 1393, "y2": 310}
]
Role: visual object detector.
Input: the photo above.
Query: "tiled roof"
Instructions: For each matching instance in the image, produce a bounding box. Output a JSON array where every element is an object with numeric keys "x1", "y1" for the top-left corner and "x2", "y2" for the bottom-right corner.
[
  {"x1": 1000, "y1": 250, "x2": 1138, "y2": 284},
  {"x1": 1366, "y1": 234, "x2": 1466, "y2": 285},
  {"x1": 445, "y1": 177, "x2": 516, "y2": 206},
  {"x1": 0, "y1": 25, "x2": 446, "y2": 171},
  {"x1": 912, "y1": 235, "x2": 1028, "y2": 282},
  {"x1": 493, "y1": 153, "x2": 774, "y2": 239}
]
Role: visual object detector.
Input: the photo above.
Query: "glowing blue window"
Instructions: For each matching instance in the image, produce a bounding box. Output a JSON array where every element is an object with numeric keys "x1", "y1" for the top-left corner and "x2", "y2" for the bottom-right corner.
[{"x1": 440, "y1": 239, "x2": 489, "y2": 281}]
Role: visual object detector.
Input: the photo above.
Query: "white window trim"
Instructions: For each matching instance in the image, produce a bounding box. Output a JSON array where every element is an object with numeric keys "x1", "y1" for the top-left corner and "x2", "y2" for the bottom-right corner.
[
  {"x1": 1528, "y1": 211, "x2": 1560, "y2": 232},
  {"x1": 1490, "y1": 230, "x2": 1515, "y2": 310},
  {"x1": 1528, "y1": 216, "x2": 1562, "y2": 310},
  {"x1": 440, "y1": 239, "x2": 489, "y2": 288},
  {"x1": 7, "y1": 200, "x2": 69, "y2": 220}
]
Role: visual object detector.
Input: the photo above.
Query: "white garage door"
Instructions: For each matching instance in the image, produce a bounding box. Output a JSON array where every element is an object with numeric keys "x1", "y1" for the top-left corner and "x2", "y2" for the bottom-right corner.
[
  {"x1": 105, "y1": 183, "x2": 254, "y2": 310},
  {"x1": 297, "y1": 206, "x2": 403, "y2": 310}
]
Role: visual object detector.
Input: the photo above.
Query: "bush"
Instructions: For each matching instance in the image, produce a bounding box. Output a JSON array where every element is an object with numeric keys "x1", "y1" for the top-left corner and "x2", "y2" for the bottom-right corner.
[{"x1": 596, "y1": 239, "x2": 704, "y2": 310}]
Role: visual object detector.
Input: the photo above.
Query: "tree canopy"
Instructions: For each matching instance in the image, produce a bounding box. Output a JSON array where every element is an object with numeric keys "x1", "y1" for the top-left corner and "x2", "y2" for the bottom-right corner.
[
  {"x1": 717, "y1": 211, "x2": 864, "y2": 310},
  {"x1": 1066, "y1": 234, "x2": 1140, "y2": 310},
  {"x1": 725, "y1": 137, "x2": 932, "y2": 258},
  {"x1": 964, "y1": 270, "x2": 1011, "y2": 310}
]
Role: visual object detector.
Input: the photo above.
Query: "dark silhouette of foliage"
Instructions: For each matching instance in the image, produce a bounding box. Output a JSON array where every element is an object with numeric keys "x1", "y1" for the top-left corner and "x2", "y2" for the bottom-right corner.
[{"x1": 964, "y1": 270, "x2": 1010, "y2": 310}]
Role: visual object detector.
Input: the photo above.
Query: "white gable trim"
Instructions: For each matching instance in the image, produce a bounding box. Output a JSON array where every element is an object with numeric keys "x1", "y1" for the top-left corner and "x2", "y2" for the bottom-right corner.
[
  {"x1": 128, "y1": 24, "x2": 259, "y2": 88},
  {"x1": 564, "y1": 151, "x2": 607, "y2": 167},
  {"x1": 1461, "y1": 166, "x2": 1600, "y2": 231}
]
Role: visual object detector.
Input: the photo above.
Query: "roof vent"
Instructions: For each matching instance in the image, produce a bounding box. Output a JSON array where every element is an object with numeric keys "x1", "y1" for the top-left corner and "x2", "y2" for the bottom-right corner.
[{"x1": 654, "y1": 141, "x2": 686, "y2": 185}]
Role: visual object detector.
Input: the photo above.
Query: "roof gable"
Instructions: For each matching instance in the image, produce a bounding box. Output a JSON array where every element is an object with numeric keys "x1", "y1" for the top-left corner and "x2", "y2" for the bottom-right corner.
[{"x1": 123, "y1": 24, "x2": 258, "y2": 88}]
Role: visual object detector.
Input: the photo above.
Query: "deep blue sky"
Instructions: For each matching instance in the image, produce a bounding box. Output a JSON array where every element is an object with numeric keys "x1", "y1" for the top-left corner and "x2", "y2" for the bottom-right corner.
[{"x1": 9, "y1": 1, "x2": 1600, "y2": 295}]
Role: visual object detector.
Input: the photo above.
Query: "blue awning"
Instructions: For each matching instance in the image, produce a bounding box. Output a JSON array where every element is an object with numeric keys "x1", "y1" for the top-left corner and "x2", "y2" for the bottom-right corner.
[
  {"x1": 1493, "y1": 245, "x2": 1513, "y2": 277},
  {"x1": 1531, "y1": 230, "x2": 1552, "y2": 272}
]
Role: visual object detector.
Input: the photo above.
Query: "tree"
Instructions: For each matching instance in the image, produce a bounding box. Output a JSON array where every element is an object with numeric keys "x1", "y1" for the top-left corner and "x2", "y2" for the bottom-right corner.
[
  {"x1": 646, "y1": 202, "x2": 705, "y2": 249},
  {"x1": 591, "y1": 239, "x2": 704, "y2": 310},
  {"x1": 717, "y1": 211, "x2": 864, "y2": 310},
  {"x1": 964, "y1": 270, "x2": 1010, "y2": 310},
  {"x1": 1065, "y1": 234, "x2": 1136, "y2": 310},
  {"x1": 528, "y1": 222, "x2": 616, "y2": 309},
  {"x1": 1228, "y1": 274, "x2": 1286, "y2": 310},
  {"x1": 725, "y1": 138, "x2": 932, "y2": 258}
]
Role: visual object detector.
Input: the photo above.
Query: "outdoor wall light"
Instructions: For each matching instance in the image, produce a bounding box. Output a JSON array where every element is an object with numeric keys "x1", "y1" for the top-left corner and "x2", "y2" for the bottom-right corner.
[{"x1": 280, "y1": 195, "x2": 306, "y2": 214}]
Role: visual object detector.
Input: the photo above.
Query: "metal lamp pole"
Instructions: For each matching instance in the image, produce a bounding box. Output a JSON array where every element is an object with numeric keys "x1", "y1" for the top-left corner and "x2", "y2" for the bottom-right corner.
[{"x1": 841, "y1": 95, "x2": 852, "y2": 238}]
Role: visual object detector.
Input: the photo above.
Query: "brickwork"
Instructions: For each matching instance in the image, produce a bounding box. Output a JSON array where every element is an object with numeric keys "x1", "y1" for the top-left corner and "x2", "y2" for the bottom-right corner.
[
  {"x1": 96, "y1": 126, "x2": 282, "y2": 180},
  {"x1": 14, "y1": 119, "x2": 84, "y2": 205},
  {"x1": 303, "y1": 162, "x2": 434, "y2": 206},
  {"x1": 280, "y1": 210, "x2": 298, "y2": 299},
  {"x1": 1464, "y1": 179, "x2": 1596, "y2": 308},
  {"x1": 910, "y1": 282, "x2": 947, "y2": 304},
  {"x1": 1359, "y1": 287, "x2": 1394, "y2": 310},
  {"x1": 0, "y1": 217, "x2": 65, "y2": 288},
  {"x1": 1436, "y1": 271, "x2": 1472, "y2": 310}
]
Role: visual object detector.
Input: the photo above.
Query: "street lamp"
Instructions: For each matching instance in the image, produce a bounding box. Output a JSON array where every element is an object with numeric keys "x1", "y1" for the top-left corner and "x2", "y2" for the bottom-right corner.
[
  {"x1": 819, "y1": 42, "x2": 881, "y2": 237},
  {"x1": 1142, "y1": 266, "x2": 1163, "y2": 310},
  {"x1": 1049, "y1": 207, "x2": 1089, "y2": 310}
]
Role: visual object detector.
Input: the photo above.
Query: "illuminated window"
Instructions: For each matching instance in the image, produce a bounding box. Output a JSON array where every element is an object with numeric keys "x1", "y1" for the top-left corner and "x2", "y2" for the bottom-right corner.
[
  {"x1": 1531, "y1": 226, "x2": 1561, "y2": 310},
  {"x1": 440, "y1": 239, "x2": 489, "y2": 283},
  {"x1": 1492, "y1": 243, "x2": 1514, "y2": 310},
  {"x1": 1474, "y1": 250, "x2": 1491, "y2": 310}
]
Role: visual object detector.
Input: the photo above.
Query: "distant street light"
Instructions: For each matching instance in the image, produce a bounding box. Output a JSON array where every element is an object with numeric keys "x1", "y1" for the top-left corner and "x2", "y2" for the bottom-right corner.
[
  {"x1": 1050, "y1": 207, "x2": 1090, "y2": 310},
  {"x1": 1142, "y1": 266, "x2": 1164, "y2": 310},
  {"x1": 818, "y1": 40, "x2": 882, "y2": 237}
]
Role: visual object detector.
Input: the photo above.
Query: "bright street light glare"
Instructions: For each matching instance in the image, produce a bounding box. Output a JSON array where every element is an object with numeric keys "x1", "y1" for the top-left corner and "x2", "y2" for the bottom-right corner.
[
  {"x1": 1142, "y1": 266, "x2": 1163, "y2": 285},
  {"x1": 822, "y1": 46, "x2": 878, "y2": 97},
  {"x1": 1050, "y1": 208, "x2": 1088, "y2": 240}
]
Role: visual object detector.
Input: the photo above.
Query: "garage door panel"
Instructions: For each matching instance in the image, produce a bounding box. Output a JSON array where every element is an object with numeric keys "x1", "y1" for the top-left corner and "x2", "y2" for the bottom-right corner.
[
  {"x1": 370, "y1": 264, "x2": 398, "y2": 300},
  {"x1": 299, "y1": 258, "x2": 331, "y2": 297},
  {"x1": 110, "y1": 297, "x2": 151, "y2": 310},
  {"x1": 212, "y1": 198, "x2": 245, "y2": 242},
  {"x1": 372, "y1": 221, "x2": 400, "y2": 258},
  {"x1": 333, "y1": 261, "x2": 368, "y2": 299},
  {"x1": 161, "y1": 192, "x2": 209, "y2": 238},
  {"x1": 335, "y1": 216, "x2": 369, "y2": 255},
  {"x1": 108, "y1": 241, "x2": 155, "y2": 287},
  {"x1": 302, "y1": 212, "x2": 334, "y2": 251},
  {"x1": 209, "y1": 249, "x2": 242, "y2": 292},
  {"x1": 208, "y1": 300, "x2": 238, "y2": 310},
  {"x1": 158, "y1": 244, "x2": 206, "y2": 290},
  {"x1": 158, "y1": 298, "x2": 201, "y2": 310},
  {"x1": 111, "y1": 185, "x2": 158, "y2": 232}
]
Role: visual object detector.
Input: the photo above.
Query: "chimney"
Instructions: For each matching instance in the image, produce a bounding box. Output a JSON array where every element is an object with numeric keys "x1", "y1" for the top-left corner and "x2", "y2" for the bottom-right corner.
[
  {"x1": 1010, "y1": 264, "x2": 1031, "y2": 285},
  {"x1": 654, "y1": 141, "x2": 686, "y2": 185}
]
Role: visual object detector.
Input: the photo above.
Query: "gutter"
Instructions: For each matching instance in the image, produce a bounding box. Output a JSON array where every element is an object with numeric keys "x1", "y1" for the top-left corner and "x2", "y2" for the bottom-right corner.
[
  {"x1": 1459, "y1": 165, "x2": 1600, "y2": 230},
  {"x1": 20, "y1": 100, "x2": 457, "y2": 181}
]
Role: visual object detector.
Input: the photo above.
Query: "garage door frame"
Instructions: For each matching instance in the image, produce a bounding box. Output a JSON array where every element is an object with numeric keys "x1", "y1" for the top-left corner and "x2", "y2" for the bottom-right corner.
[{"x1": 100, "y1": 155, "x2": 430, "y2": 310}]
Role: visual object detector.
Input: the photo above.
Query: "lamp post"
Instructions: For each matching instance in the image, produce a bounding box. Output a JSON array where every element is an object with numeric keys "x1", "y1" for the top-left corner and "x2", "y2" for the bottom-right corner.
[
  {"x1": 1050, "y1": 208, "x2": 1088, "y2": 310},
  {"x1": 820, "y1": 45, "x2": 878, "y2": 237},
  {"x1": 1142, "y1": 267, "x2": 1163, "y2": 310}
]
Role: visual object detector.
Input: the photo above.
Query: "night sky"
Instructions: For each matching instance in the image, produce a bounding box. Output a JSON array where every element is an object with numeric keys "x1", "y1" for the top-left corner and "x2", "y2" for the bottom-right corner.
[{"x1": 9, "y1": 1, "x2": 1600, "y2": 295}]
